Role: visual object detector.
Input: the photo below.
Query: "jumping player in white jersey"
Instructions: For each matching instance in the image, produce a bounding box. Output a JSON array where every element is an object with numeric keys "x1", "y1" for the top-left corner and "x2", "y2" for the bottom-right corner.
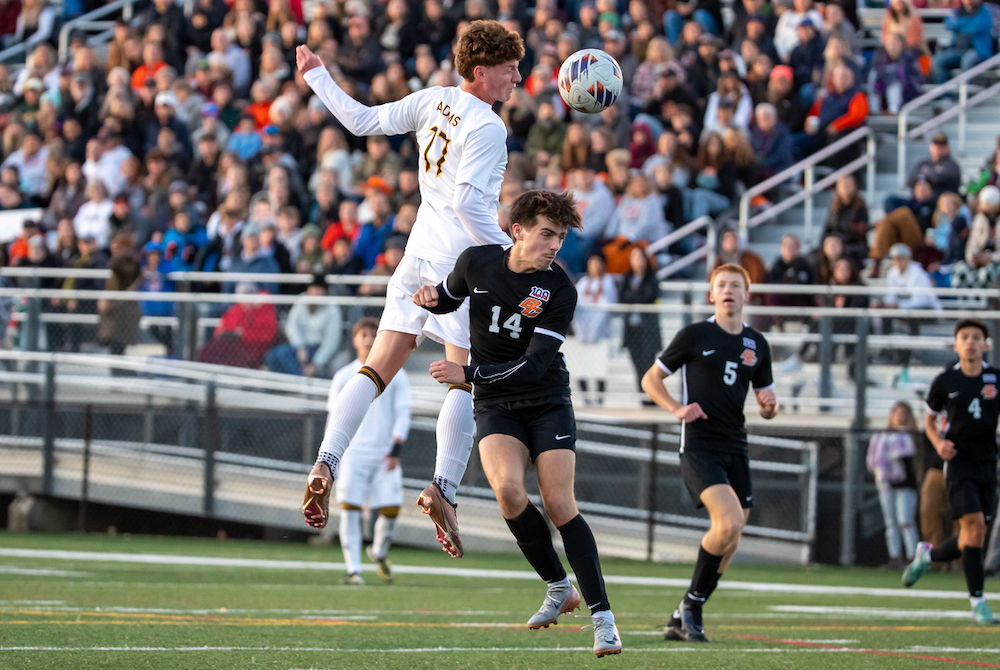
[
  {"x1": 296, "y1": 21, "x2": 524, "y2": 558},
  {"x1": 332, "y1": 317, "x2": 411, "y2": 585}
]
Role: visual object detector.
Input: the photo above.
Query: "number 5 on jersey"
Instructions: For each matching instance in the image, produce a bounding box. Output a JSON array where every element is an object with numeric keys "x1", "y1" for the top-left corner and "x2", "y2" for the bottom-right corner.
[
  {"x1": 490, "y1": 305, "x2": 522, "y2": 339},
  {"x1": 723, "y1": 361, "x2": 738, "y2": 386},
  {"x1": 423, "y1": 125, "x2": 450, "y2": 177}
]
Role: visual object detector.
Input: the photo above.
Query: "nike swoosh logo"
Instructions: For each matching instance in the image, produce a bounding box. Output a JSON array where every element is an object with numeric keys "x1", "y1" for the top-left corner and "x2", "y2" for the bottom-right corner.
[
  {"x1": 949, "y1": 392, "x2": 960, "y2": 398},
  {"x1": 746, "y1": 496, "x2": 753, "y2": 502},
  {"x1": 473, "y1": 288, "x2": 488, "y2": 294},
  {"x1": 703, "y1": 350, "x2": 715, "y2": 356},
  {"x1": 555, "y1": 434, "x2": 571, "y2": 440}
]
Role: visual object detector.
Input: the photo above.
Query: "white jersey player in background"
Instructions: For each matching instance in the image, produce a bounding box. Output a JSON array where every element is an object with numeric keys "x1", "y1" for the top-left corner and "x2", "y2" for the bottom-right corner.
[
  {"x1": 296, "y1": 20, "x2": 524, "y2": 558},
  {"x1": 330, "y1": 317, "x2": 411, "y2": 585}
]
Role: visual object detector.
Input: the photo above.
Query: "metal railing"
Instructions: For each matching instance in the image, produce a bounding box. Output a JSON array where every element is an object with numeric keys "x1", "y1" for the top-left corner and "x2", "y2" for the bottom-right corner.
[
  {"x1": 646, "y1": 215, "x2": 715, "y2": 279},
  {"x1": 57, "y1": 0, "x2": 136, "y2": 62},
  {"x1": 738, "y1": 127, "x2": 876, "y2": 244},
  {"x1": 897, "y1": 51, "x2": 1000, "y2": 187}
]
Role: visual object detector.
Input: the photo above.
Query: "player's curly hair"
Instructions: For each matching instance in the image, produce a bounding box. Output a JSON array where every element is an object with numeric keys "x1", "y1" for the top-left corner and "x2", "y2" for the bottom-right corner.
[
  {"x1": 710, "y1": 263, "x2": 752, "y2": 290},
  {"x1": 454, "y1": 20, "x2": 525, "y2": 82},
  {"x1": 510, "y1": 189, "x2": 583, "y2": 232}
]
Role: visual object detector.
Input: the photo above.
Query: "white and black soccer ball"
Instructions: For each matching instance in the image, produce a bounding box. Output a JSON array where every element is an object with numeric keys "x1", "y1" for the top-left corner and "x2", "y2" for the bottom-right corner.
[{"x1": 557, "y1": 48, "x2": 623, "y2": 114}]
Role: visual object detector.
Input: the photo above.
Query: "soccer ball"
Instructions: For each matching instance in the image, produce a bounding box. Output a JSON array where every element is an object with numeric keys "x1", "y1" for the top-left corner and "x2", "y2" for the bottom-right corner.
[{"x1": 557, "y1": 48, "x2": 623, "y2": 114}]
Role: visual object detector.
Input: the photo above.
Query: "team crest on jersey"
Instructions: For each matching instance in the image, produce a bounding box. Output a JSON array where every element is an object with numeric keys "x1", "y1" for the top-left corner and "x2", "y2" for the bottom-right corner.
[
  {"x1": 742, "y1": 337, "x2": 757, "y2": 350},
  {"x1": 740, "y1": 349, "x2": 757, "y2": 366},
  {"x1": 519, "y1": 287, "x2": 550, "y2": 318},
  {"x1": 983, "y1": 384, "x2": 998, "y2": 400}
]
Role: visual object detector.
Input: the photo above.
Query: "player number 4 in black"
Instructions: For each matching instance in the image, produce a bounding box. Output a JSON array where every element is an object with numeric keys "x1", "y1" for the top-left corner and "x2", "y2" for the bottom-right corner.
[{"x1": 423, "y1": 126, "x2": 451, "y2": 177}]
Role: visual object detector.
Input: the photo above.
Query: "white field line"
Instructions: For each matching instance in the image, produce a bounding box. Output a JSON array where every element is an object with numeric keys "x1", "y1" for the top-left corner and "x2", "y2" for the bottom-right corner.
[
  {"x1": 4, "y1": 646, "x2": 998, "y2": 655},
  {"x1": 769, "y1": 605, "x2": 978, "y2": 620},
  {"x1": 0, "y1": 548, "x2": 977, "y2": 600},
  {"x1": 0, "y1": 566, "x2": 86, "y2": 577},
  {"x1": 0, "y1": 646, "x2": 939, "y2": 653}
]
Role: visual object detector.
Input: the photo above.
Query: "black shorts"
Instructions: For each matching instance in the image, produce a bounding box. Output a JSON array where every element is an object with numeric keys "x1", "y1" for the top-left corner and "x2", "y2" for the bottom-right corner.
[
  {"x1": 680, "y1": 448, "x2": 753, "y2": 509},
  {"x1": 474, "y1": 395, "x2": 576, "y2": 463},
  {"x1": 947, "y1": 474, "x2": 997, "y2": 521}
]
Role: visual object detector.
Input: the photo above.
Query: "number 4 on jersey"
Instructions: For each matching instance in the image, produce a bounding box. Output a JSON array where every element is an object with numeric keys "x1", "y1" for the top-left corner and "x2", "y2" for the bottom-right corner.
[
  {"x1": 489, "y1": 305, "x2": 522, "y2": 339},
  {"x1": 970, "y1": 397, "x2": 982, "y2": 420}
]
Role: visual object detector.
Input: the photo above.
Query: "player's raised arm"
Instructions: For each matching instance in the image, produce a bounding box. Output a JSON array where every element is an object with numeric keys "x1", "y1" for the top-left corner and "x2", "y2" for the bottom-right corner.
[{"x1": 296, "y1": 44, "x2": 387, "y2": 137}]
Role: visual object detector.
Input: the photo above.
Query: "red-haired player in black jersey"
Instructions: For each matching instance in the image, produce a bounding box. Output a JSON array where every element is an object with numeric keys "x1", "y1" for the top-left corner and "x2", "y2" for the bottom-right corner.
[{"x1": 642, "y1": 263, "x2": 779, "y2": 643}]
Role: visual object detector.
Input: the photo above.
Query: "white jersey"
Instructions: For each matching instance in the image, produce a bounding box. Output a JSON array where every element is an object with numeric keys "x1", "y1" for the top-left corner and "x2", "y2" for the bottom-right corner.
[
  {"x1": 327, "y1": 358, "x2": 412, "y2": 457},
  {"x1": 303, "y1": 68, "x2": 511, "y2": 265},
  {"x1": 376, "y1": 86, "x2": 510, "y2": 263}
]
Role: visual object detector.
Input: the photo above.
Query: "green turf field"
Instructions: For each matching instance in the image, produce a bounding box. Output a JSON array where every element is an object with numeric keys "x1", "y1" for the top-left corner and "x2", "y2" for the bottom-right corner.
[{"x1": 0, "y1": 532, "x2": 998, "y2": 669}]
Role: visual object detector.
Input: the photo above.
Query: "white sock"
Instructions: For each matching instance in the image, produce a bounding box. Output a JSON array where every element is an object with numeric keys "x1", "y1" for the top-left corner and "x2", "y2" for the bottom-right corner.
[
  {"x1": 433, "y1": 387, "x2": 475, "y2": 503},
  {"x1": 972, "y1": 596, "x2": 986, "y2": 608},
  {"x1": 372, "y1": 514, "x2": 397, "y2": 559},
  {"x1": 548, "y1": 576, "x2": 572, "y2": 589},
  {"x1": 339, "y1": 509, "x2": 362, "y2": 575},
  {"x1": 317, "y1": 373, "x2": 380, "y2": 477}
]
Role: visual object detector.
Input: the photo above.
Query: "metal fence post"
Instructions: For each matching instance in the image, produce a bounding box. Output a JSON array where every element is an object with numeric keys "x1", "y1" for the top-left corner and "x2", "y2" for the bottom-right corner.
[
  {"x1": 818, "y1": 315, "x2": 833, "y2": 403},
  {"x1": 804, "y1": 166, "x2": 814, "y2": 240},
  {"x1": 24, "y1": 276, "x2": 41, "y2": 354},
  {"x1": 78, "y1": 404, "x2": 92, "y2": 532},
  {"x1": 180, "y1": 285, "x2": 199, "y2": 362},
  {"x1": 841, "y1": 431, "x2": 858, "y2": 566},
  {"x1": 841, "y1": 316, "x2": 869, "y2": 567},
  {"x1": 646, "y1": 423, "x2": 660, "y2": 562},
  {"x1": 41, "y1": 361, "x2": 55, "y2": 495},
  {"x1": 203, "y1": 381, "x2": 218, "y2": 517},
  {"x1": 959, "y1": 81, "x2": 967, "y2": 157}
]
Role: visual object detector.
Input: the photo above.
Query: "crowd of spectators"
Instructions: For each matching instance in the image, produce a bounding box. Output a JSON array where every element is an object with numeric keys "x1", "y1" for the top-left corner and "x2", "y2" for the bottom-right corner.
[{"x1": 0, "y1": 0, "x2": 992, "y2": 379}]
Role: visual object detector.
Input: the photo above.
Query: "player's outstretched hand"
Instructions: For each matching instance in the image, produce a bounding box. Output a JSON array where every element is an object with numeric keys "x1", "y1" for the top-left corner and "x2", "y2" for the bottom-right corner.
[
  {"x1": 413, "y1": 285, "x2": 439, "y2": 308},
  {"x1": 429, "y1": 360, "x2": 465, "y2": 384},
  {"x1": 756, "y1": 387, "x2": 778, "y2": 419},
  {"x1": 936, "y1": 438, "x2": 957, "y2": 461},
  {"x1": 673, "y1": 402, "x2": 707, "y2": 422},
  {"x1": 296, "y1": 45, "x2": 323, "y2": 74},
  {"x1": 383, "y1": 455, "x2": 400, "y2": 471}
]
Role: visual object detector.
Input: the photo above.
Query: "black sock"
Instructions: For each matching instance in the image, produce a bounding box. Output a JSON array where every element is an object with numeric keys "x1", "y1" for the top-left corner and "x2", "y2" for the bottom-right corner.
[
  {"x1": 684, "y1": 546, "x2": 724, "y2": 608},
  {"x1": 704, "y1": 571, "x2": 724, "y2": 601},
  {"x1": 930, "y1": 536, "x2": 962, "y2": 563},
  {"x1": 557, "y1": 514, "x2": 610, "y2": 614},
  {"x1": 505, "y1": 504, "x2": 566, "y2": 583},
  {"x1": 963, "y1": 546, "x2": 985, "y2": 598}
]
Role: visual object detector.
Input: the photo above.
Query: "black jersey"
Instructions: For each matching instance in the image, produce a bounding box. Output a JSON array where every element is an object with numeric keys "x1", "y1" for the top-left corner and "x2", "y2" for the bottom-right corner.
[
  {"x1": 925, "y1": 362, "x2": 1000, "y2": 476},
  {"x1": 657, "y1": 317, "x2": 774, "y2": 454},
  {"x1": 430, "y1": 245, "x2": 577, "y2": 406}
]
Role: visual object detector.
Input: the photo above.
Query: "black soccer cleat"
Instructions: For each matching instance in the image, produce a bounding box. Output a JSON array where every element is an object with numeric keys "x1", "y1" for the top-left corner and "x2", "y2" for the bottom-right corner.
[
  {"x1": 678, "y1": 599, "x2": 709, "y2": 643},
  {"x1": 664, "y1": 612, "x2": 684, "y2": 641}
]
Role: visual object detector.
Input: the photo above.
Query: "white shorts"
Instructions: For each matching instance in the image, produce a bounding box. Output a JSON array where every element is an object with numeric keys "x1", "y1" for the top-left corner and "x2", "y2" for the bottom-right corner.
[
  {"x1": 336, "y1": 452, "x2": 404, "y2": 510},
  {"x1": 379, "y1": 254, "x2": 470, "y2": 350}
]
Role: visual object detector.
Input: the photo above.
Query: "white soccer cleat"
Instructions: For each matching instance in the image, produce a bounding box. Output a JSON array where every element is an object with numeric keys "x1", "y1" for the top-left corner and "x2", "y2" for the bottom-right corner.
[
  {"x1": 527, "y1": 582, "x2": 581, "y2": 629},
  {"x1": 342, "y1": 572, "x2": 365, "y2": 586},
  {"x1": 590, "y1": 611, "x2": 622, "y2": 658}
]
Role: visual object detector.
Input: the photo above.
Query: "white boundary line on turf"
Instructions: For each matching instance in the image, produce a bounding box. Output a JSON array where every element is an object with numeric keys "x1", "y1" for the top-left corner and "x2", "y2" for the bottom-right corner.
[
  {"x1": 0, "y1": 646, "x2": 964, "y2": 653},
  {"x1": 0, "y1": 548, "x2": 976, "y2": 600},
  {"x1": 770, "y1": 605, "x2": 977, "y2": 619}
]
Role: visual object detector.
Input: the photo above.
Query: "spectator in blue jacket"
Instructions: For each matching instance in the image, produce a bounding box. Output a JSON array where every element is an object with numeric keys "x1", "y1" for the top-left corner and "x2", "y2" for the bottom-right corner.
[
  {"x1": 932, "y1": 0, "x2": 994, "y2": 84},
  {"x1": 749, "y1": 102, "x2": 794, "y2": 181},
  {"x1": 223, "y1": 222, "x2": 280, "y2": 295}
]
